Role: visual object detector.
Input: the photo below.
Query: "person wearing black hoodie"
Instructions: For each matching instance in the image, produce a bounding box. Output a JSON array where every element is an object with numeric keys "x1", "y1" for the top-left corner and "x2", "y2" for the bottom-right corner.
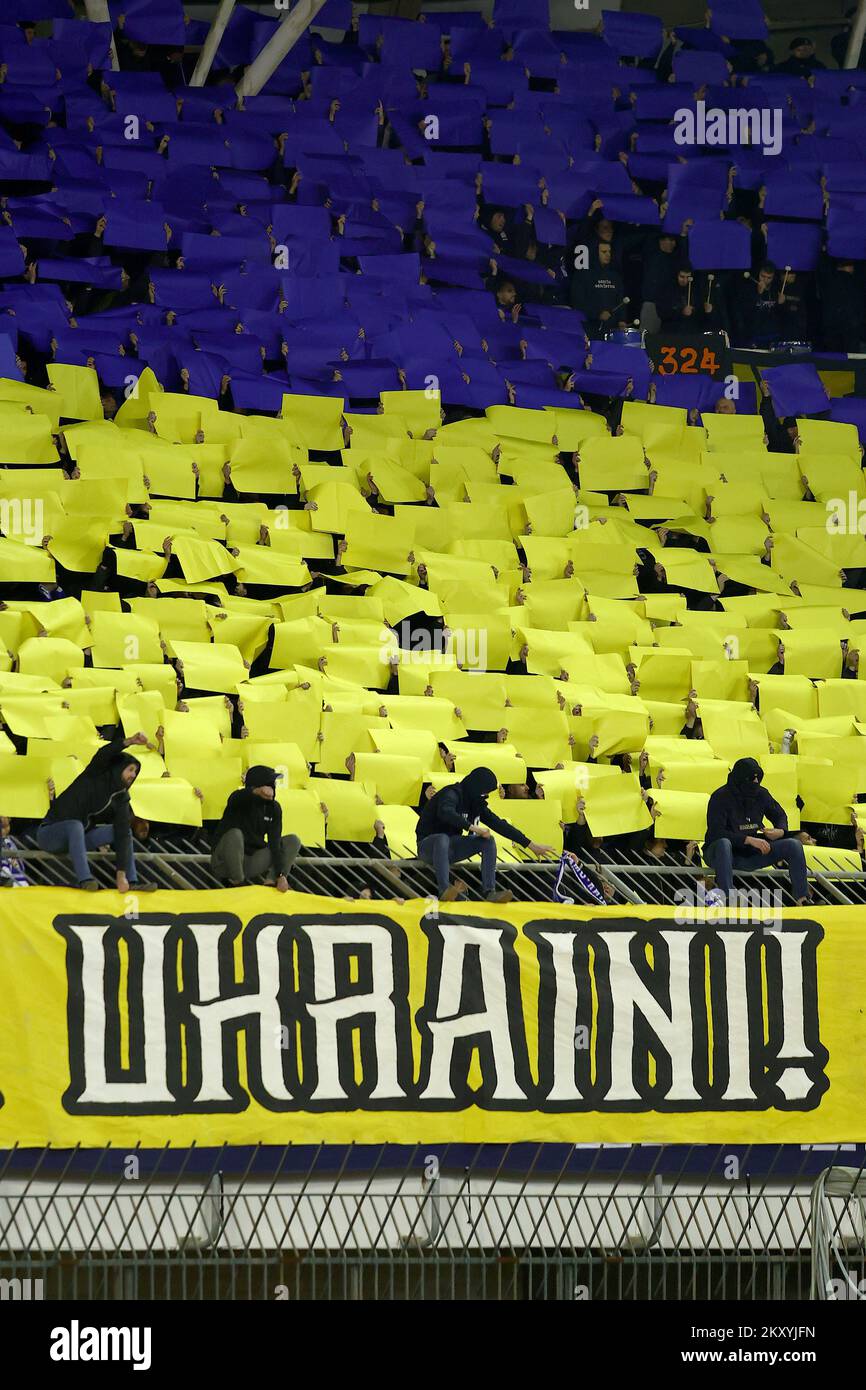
[
  {"x1": 639, "y1": 230, "x2": 685, "y2": 330},
  {"x1": 211, "y1": 765, "x2": 302, "y2": 891},
  {"x1": 773, "y1": 36, "x2": 826, "y2": 77},
  {"x1": 734, "y1": 264, "x2": 780, "y2": 346},
  {"x1": 656, "y1": 268, "x2": 699, "y2": 331},
  {"x1": 36, "y1": 729, "x2": 155, "y2": 892},
  {"x1": 416, "y1": 766, "x2": 555, "y2": 903},
  {"x1": 819, "y1": 259, "x2": 864, "y2": 353},
  {"x1": 703, "y1": 758, "x2": 810, "y2": 903},
  {"x1": 569, "y1": 242, "x2": 629, "y2": 334}
]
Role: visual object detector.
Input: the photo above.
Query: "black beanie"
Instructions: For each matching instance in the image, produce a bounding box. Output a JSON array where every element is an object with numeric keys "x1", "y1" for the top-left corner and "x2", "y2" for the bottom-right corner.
[
  {"x1": 461, "y1": 766, "x2": 498, "y2": 798},
  {"x1": 245, "y1": 765, "x2": 279, "y2": 791}
]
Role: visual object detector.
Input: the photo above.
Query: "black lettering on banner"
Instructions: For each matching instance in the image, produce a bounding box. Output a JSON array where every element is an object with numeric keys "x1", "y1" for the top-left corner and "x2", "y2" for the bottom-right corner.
[
  {"x1": 52, "y1": 912, "x2": 828, "y2": 1119},
  {"x1": 56, "y1": 912, "x2": 184, "y2": 1114},
  {"x1": 527, "y1": 917, "x2": 827, "y2": 1113},
  {"x1": 415, "y1": 912, "x2": 535, "y2": 1109},
  {"x1": 56, "y1": 911, "x2": 416, "y2": 1116},
  {"x1": 525, "y1": 919, "x2": 598, "y2": 1108},
  {"x1": 282, "y1": 910, "x2": 415, "y2": 1111},
  {"x1": 761, "y1": 923, "x2": 829, "y2": 1110},
  {"x1": 172, "y1": 912, "x2": 245, "y2": 1112},
  {"x1": 623, "y1": 923, "x2": 709, "y2": 1107}
]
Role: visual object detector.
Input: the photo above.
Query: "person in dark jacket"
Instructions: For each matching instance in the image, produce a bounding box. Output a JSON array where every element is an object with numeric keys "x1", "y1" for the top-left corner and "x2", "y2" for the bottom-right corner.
[
  {"x1": 655, "y1": 267, "x2": 730, "y2": 335},
  {"x1": 703, "y1": 758, "x2": 809, "y2": 903},
  {"x1": 832, "y1": 8, "x2": 866, "y2": 69},
  {"x1": 211, "y1": 765, "x2": 301, "y2": 891},
  {"x1": 774, "y1": 269, "x2": 812, "y2": 342},
  {"x1": 758, "y1": 377, "x2": 797, "y2": 452},
  {"x1": 774, "y1": 36, "x2": 826, "y2": 77},
  {"x1": 569, "y1": 242, "x2": 629, "y2": 334},
  {"x1": 36, "y1": 730, "x2": 155, "y2": 892},
  {"x1": 734, "y1": 264, "x2": 780, "y2": 345},
  {"x1": 819, "y1": 259, "x2": 864, "y2": 353},
  {"x1": 416, "y1": 766, "x2": 555, "y2": 902},
  {"x1": 729, "y1": 37, "x2": 774, "y2": 74},
  {"x1": 656, "y1": 268, "x2": 698, "y2": 330},
  {"x1": 695, "y1": 271, "x2": 730, "y2": 335},
  {"x1": 640, "y1": 230, "x2": 685, "y2": 330}
]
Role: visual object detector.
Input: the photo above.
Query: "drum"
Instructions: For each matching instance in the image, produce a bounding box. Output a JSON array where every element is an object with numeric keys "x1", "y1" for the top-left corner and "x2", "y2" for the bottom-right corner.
[
  {"x1": 772, "y1": 340, "x2": 812, "y2": 355},
  {"x1": 607, "y1": 327, "x2": 643, "y2": 347}
]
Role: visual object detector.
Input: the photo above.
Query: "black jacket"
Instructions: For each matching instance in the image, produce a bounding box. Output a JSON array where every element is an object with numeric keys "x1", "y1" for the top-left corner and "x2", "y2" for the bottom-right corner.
[
  {"x1": 760, "y1": 395, "x2": 795, "y2": 453},
  {"x1": 570, "y1": 264, "x2": 627, "y2": 323},
  {"x1": 656, "y1": 284, "x2": 695, "y2": 330},
  {"x1": 773, "y1": 55, "x2": 825, "y2": 77},
  {"x1": 416, "y1": 770, "x2": 531, "y2": 849},
  {"x1": 819, "y1": 268, "x2": 864, "y2": 352},
  {"x1": 215, "y1": 789, "x2": 284, "y2": 874},
  {"x1": 734, "y1": 278, "x2": 779, "y2": 343},
  {"x1": 704, "y1": 758, "x2": 787, "y2": 855},
  {"x1": 42, "y1": 730, "x2": 139, "y2": 871},
  {"x1": 775, "y1": 282, "x2": 810, "y2": 341},
  {"x1": 641, "y1": 243, "x2": 685, "y2": 306}
]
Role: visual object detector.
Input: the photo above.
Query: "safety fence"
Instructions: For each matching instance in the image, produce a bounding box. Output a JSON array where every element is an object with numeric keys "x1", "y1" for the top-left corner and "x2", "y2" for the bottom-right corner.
[
  {"x1": 0, "y1": 1144, "x2": 864, "y2": 1301},
  {"x1": 7, "y1": 835, "x2": 866, "y2": 905}
]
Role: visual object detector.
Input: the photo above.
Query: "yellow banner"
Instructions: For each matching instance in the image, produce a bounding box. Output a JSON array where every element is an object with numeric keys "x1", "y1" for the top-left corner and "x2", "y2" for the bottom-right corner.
[{"x1": 1, "y1": 888, "x2": 864, "y2": 1146}]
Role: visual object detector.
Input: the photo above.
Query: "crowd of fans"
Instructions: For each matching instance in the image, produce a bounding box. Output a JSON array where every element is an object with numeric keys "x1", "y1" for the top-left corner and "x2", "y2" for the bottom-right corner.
[
  {"x1": 568, "y1": 216, "x2": 866, "y2": 351},
  {"x1": 0, "y1": 4, "x2": 864, "y2": 419},
  {"x1": 0, "y1": 3, "x2": 862, "y2": 907},
  {"x1": 0, "y1": 357, "x2": 861, "y2": 910}
]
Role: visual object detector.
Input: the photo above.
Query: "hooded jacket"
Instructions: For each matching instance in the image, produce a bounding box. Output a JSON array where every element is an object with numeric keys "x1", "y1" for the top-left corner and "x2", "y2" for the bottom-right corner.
[
  {"x1": 416, "y1": 767, "x2": 531, "y2": 848},
  {"x1": 642, "y1": 241, "x2": 685, "y2": 306},
  {"x1": 705, "y1": 758, "x2": 787, "y2": 854},
  {"x1": 819, "y1": 266, "x2": 864, "y2": 351},
  {"x1": 214, "y1": 766, "x2": 284, "y2": 874},
  {"x1": 569, "y1": 262, "x2": 627, "y2": 324},
  {"x1": 42, "y1": 730, "x2": 140, "y2": 872},
  {"x1": 735, "y1": 276, "x2": 780, "y2": 342}
]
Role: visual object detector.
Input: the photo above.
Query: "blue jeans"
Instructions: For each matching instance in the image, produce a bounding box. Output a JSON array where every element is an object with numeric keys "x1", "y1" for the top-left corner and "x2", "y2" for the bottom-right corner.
[
  {"x1": 417, "y1": 832, "x2": 497, "y2": 895},
  {"x1": 704, "y1": 836, "x2": 808, "y2": 900},
  {"x1": 37, "y1": 819, "x2": 137, "y2": 885}
]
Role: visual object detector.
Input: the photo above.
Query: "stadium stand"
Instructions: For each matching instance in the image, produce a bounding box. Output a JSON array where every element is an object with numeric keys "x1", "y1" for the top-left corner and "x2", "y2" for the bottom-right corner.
[
  {"x1": 2, "y1": 0, "x2": 866, "y2": 1326},
  {"x1": 0, "y1": 0, "x2": 861, "y2": 913}
]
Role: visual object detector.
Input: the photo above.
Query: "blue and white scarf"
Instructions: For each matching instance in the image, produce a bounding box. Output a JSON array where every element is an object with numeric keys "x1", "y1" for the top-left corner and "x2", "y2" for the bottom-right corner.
[{"x1": 552, "y1": 853, "x2": 606, "y2": 906}]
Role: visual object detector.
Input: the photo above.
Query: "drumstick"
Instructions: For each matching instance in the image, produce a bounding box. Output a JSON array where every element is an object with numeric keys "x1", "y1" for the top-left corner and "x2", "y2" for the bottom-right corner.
[
  {"x1": 607, "y1": 295, "x2": 631, "y2": 318},
  {"x1": 686, "y1": 275, "x2": 692, "y2": 308},
  {"x1": 706, "y1": 272, "x2": 715, "y2": 310},
  {"x1": 780, "y1": 264, "x2": 791, "y2": 294}
]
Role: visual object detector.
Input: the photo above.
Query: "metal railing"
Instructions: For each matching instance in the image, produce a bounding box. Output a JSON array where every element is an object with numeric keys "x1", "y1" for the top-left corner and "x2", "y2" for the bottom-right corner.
[
  {"x1": 1, "y1": 1144, "x2": 863, "y2": 1301},
  {"x1": 8, "y1": 831, "x2": 866, "y2": 905}
]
